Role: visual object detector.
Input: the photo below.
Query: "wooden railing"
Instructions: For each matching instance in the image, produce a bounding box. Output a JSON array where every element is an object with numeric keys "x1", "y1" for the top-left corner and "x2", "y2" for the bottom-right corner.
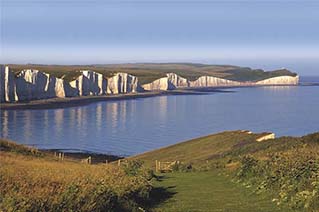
[{"x1": 155, "y1": 160, "x2": 180, "y2": 172}]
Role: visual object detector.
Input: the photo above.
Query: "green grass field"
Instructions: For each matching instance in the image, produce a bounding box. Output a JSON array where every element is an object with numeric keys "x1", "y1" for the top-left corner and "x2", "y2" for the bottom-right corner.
[
  {"x1": 133, "y1": 131, "x2": 319, "y2": 212},
  {"x1": 151, "y1": 172, "x2": 290, "y2": 212}
]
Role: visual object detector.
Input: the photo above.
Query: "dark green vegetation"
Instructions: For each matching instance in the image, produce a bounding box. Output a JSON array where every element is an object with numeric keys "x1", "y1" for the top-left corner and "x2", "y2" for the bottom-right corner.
[
  {"x1": 7, "y1": 63, "x2": 297, "y2": 84},
  {"x1": 132, "y1": 131, "x2": 319, "y2": 212}
]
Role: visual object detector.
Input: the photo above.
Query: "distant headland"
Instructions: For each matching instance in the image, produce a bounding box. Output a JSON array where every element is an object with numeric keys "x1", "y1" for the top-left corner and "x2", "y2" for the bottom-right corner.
[{"x1": 0, "y1": 63, "x2": 299, "y2": 104}]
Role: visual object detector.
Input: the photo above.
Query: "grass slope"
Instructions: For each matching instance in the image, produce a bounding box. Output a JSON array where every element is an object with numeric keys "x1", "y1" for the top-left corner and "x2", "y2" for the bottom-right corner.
[
  {"x1": 131, "y1": 131, "x2": 265, "y2": 168},
  {"x1": 133, "y1": 130, "x2": 319, "y2": 211},
  {"x1": 6, "y1": 63, "x2": 297, "y2": 84},
  {"x1": 2, "y1": 131, "x2": 317, "y2": 211},
  {"x1": 151, "y1": 172, "x2": 289, "y2": 212},
  {"x1": 0, "y1": 139, "x2": 151, "y2": 212}
]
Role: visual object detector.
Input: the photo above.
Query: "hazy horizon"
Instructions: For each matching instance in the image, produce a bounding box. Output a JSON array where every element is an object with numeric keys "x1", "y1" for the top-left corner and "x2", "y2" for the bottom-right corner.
[{"x1": 1, "y1": 0, "x2": 319, "y2": 75}]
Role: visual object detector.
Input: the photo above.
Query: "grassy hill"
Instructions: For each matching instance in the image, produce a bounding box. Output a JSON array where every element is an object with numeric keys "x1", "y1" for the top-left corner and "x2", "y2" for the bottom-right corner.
[
  {"x1": 2, "y1": 130, "x2": 317, "y2": 211},
  {"x1": 0, "y1": 139, "x2": 152, "y2": 212},
  {"x1": 131, "y1": 130, "x2": 319, "y2": 211},
  {"x1": 6, "y1": 63, "x2": 297, "y2": 84},
  {"x1": 131, "y1": 131, "x2": 272, "y2": 168}
]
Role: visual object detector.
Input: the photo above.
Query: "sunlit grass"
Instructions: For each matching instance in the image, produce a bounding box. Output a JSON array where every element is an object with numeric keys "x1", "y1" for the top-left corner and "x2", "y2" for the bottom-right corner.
[{"x1": 0, "y1": 140, "x2": 151, "y2": 212}]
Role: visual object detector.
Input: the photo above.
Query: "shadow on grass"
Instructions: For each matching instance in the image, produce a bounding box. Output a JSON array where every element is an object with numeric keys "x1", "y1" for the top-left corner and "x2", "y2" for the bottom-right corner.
[
  {"x1": 155, "y1": 174, "x2": 172, "y2": 182},
  {"x1": 139, "y1": 175, "x2": 177, "y2": 210},
  {"x1": 143, "y1": 186, "x2": 177, "y2": 210}
]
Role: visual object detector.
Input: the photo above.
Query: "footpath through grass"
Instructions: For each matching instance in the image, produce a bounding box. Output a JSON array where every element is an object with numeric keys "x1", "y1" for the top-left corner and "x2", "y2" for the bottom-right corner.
[{"x1": 151, "y1": 171, "x2": 291, "y2": 212}]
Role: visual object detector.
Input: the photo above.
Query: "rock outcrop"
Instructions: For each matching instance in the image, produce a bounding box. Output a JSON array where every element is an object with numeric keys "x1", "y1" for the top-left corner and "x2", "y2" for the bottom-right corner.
[{"x1": 256, "y1": 133, "x2": 275, "y2": 142}]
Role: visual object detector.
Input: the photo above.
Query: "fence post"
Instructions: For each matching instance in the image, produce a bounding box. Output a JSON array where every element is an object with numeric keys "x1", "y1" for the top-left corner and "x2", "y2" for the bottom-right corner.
[
  {"x1": 158, "y1": 161, "x2": 161, "y2": 172},
  {"x1": 88, "y1": 156, "x2": 91, "y2": 164},
  {"x1": 155, "y1": 160, "x2": 158, "y2": 172},
  {"x1": 118, "y1": 159, "x2": 121, "y2": 167},
  {"x1": 58, "y1": 153, "x2": 61, "y2": 160},
  {"x1": 105, "y1": 160, "x2": 108, "y2": 164},
  {"x1": 62, "y1": 153, "x2": 65, "y2": 161}
]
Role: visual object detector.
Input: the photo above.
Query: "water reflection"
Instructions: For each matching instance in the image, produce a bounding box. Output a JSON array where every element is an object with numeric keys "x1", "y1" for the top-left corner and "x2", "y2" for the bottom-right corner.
[
  {"x1": 1, "y1": 110, "x2": 8, "y2": 138},
  {"x1": 54, "y1": 109, "x2": 64, "y2": 135},
  {"x1": 1, "y1": 86, "x2": 318, "y2": 155},
  {"x1": 96, "y1": 103, "x2": 102, "y2": 132},
  {"x1": 108, "y1": 103, "x2": 119, "y2": 132}
]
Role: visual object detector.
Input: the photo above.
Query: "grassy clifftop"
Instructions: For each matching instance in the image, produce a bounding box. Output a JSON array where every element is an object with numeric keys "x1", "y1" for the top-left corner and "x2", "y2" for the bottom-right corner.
[{"x1": 6, "y1": 63, "x2": 297, "y2": 84}]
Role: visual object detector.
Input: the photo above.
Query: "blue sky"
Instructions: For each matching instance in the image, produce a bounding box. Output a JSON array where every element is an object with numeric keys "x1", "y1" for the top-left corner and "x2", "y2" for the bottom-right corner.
[{"x1": 1, "y1": 0, "x2": 319, "y2": 75}]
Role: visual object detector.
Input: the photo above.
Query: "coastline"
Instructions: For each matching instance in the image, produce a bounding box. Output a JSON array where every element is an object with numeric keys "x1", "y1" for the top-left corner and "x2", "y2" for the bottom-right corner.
[
  {"x1": 0, "y1": 84, "x2": 301, "y2": 110},
  {"x1": 42, "y1": 149, "x2": 123, "y2": 164},
  {"x1": 0, "y1": 89, "x2": 220, "y2": 110}
]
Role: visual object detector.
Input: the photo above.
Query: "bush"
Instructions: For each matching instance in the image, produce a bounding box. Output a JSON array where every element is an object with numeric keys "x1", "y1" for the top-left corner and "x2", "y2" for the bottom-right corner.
[{"x1": 235, "y1": 151, "x2": 319, "y2": 211}]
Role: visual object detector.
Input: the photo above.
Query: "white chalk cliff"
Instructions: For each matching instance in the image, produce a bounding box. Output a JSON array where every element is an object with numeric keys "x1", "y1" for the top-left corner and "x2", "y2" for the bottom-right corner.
[
  {"x1": 142, "y1": 73, "x2": 189, "y2": 90},
  {"x1": 189, "y1": 76, "x2": 241, "y2": 87},
  {"x1": 256, "y1": 75, "x2": 299, "y2": 85},
  {"x1": 15, "y1": 69, "x2": 67, "y2": 101},
  {"x1": 0, "y1": 66, "x2": 18, "y2": 102},
  {"x1": 0, "y1": 65, "x2": 299, "y2": 103},
  {"x1": 106, "y1": 72, "x2": 140, "y2": 94},
  {"x1": 142, "y1": 73, "x2": 248, "y2": 91},
  {"x1": 0, "y1": 66, "x2": 143, "y2": 102},
  {"x1": 70, "y1": 70, "x2": 107, "y2": 96}
]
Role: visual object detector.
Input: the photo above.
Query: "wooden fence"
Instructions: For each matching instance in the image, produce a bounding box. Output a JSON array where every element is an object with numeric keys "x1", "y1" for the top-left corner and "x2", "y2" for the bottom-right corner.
[
  {"x1": 155, "y1": 160, "x2": 180, "y2": 172},
  {"x1": 117, "y1": 159, "x2": 129, "y2": 167},
  {"x1": 54, "y1": 152, "x2": 65, "y2": 161}
]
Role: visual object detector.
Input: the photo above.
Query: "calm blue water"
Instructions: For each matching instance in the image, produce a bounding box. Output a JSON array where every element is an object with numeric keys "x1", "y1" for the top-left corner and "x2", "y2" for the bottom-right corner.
[{"x1": 1, "y1": 81, "x2": 319, "y2": 156}]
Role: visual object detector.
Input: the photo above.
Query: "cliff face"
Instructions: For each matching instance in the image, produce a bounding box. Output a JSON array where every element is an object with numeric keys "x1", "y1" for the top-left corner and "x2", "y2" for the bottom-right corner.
[
  {"x1": 256, "y1": 75, "x2": 299, "y2": 85},
  {"x1": 142, "y1": 73, "x2": 189, "y2": 90},
  {"x1": 189, "y1": 76, "x2": 241, "y2": 87},
  {"x1": 106, "y1": 73, "x2": 141, "y2": 94},
  {"x1": 70, "y1": 71, "x2": 141, "y2": 95},
  {"x1": 69, "y1": 70, "x2": 107, "y2": 96},
  {"x1": 15, "y1": 69, "x2": 68, "y2": 101},
  {"x1": 0, "y1": 66, "x2": 18, "y2": 102},
  {"x1": 0, "y1": 65, "x2": 299, "y2": 103},
  {"x1": 142, "y1": 73, "x2": 299, "y2": 91},
  {"x1": 0, "y1": 66, "x2": 143, "y2": 102},
  {"x1": 142, "y1": 73, "x2": 242, "y2": 91}
]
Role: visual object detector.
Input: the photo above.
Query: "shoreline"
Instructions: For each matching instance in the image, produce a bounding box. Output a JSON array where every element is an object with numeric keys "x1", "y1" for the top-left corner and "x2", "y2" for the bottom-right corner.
[
  {"x1": 42, "y1": 149, "x2": 123, "y2": 164},
  {"x1": 0, "y1": 84, "x2": 302, "y2": 110},
  {"x1": 0, "y1": 88, "x2": 224, "y2": 110}
]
